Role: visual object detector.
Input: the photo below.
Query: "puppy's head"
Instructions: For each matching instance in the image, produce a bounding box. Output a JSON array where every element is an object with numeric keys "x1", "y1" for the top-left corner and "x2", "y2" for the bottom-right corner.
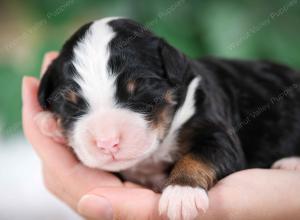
[{"x1": 38, "y1": 17, "x2": 190, "y2": 171}]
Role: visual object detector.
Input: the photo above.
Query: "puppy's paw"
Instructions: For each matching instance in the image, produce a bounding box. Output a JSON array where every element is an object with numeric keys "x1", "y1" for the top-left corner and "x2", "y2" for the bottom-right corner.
[
  {"x1": 272, "y1": 157, "x2": 300, "y2": 171},
  {"x1": 159, "y1": 185, "x2": 209, "y2": 220},
  {"x1": 35, "y1": 111, "x2": 66, "y2": 144}
]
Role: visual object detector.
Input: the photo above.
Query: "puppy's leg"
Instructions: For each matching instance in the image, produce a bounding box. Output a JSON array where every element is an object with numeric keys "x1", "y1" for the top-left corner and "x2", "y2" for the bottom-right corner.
[
  {"x1": 272, "y1": 157, "x2": 300, "y2": 171},
  {"x1": 159, "y1": 122, "x2": 244, "y2": 220},
  {"x1": 159, "y1": 154, "x2": 213, "y2": 220}
]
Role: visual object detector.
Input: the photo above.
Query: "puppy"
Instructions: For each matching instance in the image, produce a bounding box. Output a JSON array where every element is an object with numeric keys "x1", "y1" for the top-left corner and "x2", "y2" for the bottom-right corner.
[{"x1": 37, "y1": 17, "x2": 300, "y2": 220}]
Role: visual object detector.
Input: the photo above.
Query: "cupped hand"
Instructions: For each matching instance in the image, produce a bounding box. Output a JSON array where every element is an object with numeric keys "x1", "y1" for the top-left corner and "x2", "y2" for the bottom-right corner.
[
  {"x1": 22, "y1": 52, "x2": 300, "y2": 220},
  {"x1": 23, "y1": 52, "x2": 161, "y2": 220}
]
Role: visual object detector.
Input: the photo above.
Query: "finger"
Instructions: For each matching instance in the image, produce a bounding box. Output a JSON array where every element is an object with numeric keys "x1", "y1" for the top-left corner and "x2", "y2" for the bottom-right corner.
[
  {"x1": 78, "y1": 188, "x2": 162, "y2": 220},
  {"x1": 22, "y1": 76, "x2": 78, "y2": 170},
  {"x1": 40, "y1": 51, "x2": 59, "y2": 76},
  {"x1": 77, "y1": 195, "x2": 114, "y2": 220},
  {"x1": 35, "y1": 111, "x2": 67, "y2": 145},
  {"x1": 123, "y1": 181, "x2": 144, "y2": 188}
]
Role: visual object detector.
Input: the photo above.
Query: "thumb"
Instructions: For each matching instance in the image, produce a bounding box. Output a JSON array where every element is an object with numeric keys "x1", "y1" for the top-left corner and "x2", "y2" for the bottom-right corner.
[{"x1": 77, "y1": 187, "x2": 162, "y2": 220}]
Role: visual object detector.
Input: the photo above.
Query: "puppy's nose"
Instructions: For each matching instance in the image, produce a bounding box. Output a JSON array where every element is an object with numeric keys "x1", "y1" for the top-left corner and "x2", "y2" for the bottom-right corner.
[{"x1": 96, "y1": 137, "x2": 120, "y2": 154}]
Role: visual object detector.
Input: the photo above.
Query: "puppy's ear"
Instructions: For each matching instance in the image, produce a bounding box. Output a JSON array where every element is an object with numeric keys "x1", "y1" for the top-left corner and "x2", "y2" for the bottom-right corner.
[
  {"x1": 38, "y1": 60, "x2": 61, "y2": 110},
  {"x1": 159, "y1": 39, "x2": 189, "y2": 86}
]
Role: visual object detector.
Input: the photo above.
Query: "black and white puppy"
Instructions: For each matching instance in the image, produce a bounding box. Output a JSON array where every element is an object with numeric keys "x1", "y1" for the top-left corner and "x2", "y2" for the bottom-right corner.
[{"x1": 37, "y1": 17, "x2": 300, "y2": 220}]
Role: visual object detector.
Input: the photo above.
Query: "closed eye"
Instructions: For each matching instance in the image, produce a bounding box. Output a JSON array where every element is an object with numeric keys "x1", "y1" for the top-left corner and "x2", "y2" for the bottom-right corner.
[
  {"x1": 126, "y1": 100, "x2": 155, "y2": 114},
  {"x1": 62, "y1": 92, "x2": 88, "y2": 118}
]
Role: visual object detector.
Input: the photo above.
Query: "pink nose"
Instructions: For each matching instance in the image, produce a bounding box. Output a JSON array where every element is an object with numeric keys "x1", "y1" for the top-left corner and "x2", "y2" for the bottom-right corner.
[{"x1": 96, "y1": 137, "x2": 120, "y2": 154}]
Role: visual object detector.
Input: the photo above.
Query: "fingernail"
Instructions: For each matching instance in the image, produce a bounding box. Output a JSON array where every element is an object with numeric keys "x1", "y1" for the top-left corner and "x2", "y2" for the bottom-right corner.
[{"x1": 78, "y1": 195, "x2": 113, "y2": 220}]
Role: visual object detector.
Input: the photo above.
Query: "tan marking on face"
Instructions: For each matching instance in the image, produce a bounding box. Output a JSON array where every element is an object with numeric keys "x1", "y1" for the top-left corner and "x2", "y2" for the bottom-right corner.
[
  {"x1": 127, "y1": 80, "x2": 136, "y2": 94},
  {"x1": 164, "y1": 90, "x2": 177, "y2": 105},
  {"x1": 150, "y1": 90, "x2": 177, "y2": 139},
  {"x1": 65, "y1": 90, "x2": 78, "y2": 104},
  {"x1": 152, "y1": 106, "x2": 174, "y2": 139},
  {"x1": 166, "y1": 154, "x2": 216, "y2": 190}
]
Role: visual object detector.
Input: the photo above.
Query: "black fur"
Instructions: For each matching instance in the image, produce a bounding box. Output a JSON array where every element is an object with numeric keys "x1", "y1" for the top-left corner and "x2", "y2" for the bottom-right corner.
[
  {"x1": 38, "y1": 18, "x2": 300, "y2": 189},
  {"x1": 38, "y1": 22, "x2": 92, "y2": 131}
]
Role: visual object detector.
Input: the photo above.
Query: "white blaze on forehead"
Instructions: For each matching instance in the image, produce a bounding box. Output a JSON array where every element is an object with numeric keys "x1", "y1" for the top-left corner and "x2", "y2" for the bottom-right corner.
[
  {"x1": 69, "y1": 17, "x2": 161, "y2": 172},
  {"x1": 72, "y1": 17, "x2": 118, "y2": 110}
]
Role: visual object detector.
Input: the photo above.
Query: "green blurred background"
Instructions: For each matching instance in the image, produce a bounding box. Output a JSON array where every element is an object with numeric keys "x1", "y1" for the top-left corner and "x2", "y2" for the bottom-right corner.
[{"x1": 1, "y1": 0, "x2": 300, "y2": 138}]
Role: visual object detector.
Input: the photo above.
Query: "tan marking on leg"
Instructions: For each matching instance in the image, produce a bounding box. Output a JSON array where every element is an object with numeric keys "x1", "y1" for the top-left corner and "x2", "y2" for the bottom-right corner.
[{"x1": 167, "y1": 154, "x2": 216, "y2": 190}]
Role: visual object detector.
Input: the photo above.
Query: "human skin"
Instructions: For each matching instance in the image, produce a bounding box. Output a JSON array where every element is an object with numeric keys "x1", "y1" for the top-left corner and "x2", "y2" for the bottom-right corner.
[{"x1": 22, "y1": 52, "x2": 300, "y2": 220}]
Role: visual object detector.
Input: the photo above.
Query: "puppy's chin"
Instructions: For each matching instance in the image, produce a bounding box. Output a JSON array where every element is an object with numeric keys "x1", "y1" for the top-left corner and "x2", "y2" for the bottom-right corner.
[{"x1": 98, "y1": 156, "x2": 149, "y2": 172}]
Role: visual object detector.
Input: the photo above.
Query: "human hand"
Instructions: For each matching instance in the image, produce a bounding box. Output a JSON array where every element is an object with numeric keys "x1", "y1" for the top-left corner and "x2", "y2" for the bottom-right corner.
[
  {"x1": 23, "y1": 52, "x2": 162, "y2": 220},
  {"x1": 22, "y1": 52, "x2": 300, "y2": 220}
]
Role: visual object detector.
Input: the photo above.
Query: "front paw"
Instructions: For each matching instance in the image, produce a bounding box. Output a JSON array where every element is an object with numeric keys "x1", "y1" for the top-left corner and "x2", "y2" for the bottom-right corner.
[
  {"x1": 159, "y1": 185, "x2": 209, "y2": 220},
  {"x1": 272, "y1": 157, "x2": 300, "y2": 171}
]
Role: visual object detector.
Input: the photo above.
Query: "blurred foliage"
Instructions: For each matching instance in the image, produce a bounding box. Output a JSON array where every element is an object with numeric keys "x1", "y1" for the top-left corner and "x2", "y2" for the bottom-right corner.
[{"x1": 0, "y1": 0, "x2": 300, "y2": 137}]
